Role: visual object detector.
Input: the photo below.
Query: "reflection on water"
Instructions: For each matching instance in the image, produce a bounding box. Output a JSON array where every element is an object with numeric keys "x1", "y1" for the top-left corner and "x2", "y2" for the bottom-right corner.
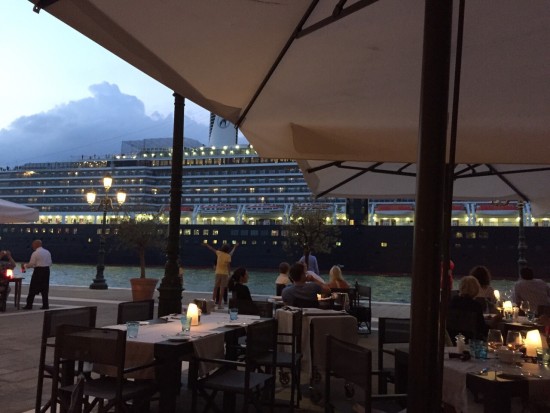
[{"x1": 26, "y1": 264, "x2": 516, "y2": 304}]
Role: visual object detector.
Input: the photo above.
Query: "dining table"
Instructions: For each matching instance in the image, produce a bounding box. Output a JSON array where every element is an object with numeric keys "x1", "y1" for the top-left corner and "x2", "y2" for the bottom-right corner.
[
  {"x1": 395, "y1": 346, "x2": 550, "y2": 413},
  {"x1": 103, "y1": 311, "x2": 265, "y2": 413}
]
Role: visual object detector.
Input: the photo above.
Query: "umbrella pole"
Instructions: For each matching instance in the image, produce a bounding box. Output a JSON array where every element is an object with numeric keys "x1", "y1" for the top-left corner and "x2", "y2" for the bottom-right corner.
[
  {"x1": 408, "y1": 1, "x2": 453, "y2": 412},
  {"x1": 158, "y1": 93, "x2": 184, "y2": 317}
]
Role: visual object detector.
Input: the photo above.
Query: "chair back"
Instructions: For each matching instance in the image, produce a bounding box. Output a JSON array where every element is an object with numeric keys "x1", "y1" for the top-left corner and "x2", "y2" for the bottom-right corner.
[
  {"x1": 51, "y1": 325, "x2": 127, "y2": 412},
  {"x1": 537, "y1": 305, "x2": 550, "y2": 317},
  {"x1": 325, "y1": 334, "x2": 370, "y2": 412},
  {"x1": 117, "y1": 299, "x2": 154, "y2": 324},
  {"x1": 275, "y1": 307, "x2": 303, "y2": 354},
  {"x1": 37, "y1": 307, "x2": 97, "y2": 413},
  {"x1": 228, "y1": 298, "x2": 274, "y2": 318},
  {"x1": 377, "y1": 318, "x2": 410, "y2": 370},
  {"x1": 446, "y1": 308, "x2": 479, "y2": 342},
  {"x1": 246, "y1": 318, "x2": 277, "y2": 365}
]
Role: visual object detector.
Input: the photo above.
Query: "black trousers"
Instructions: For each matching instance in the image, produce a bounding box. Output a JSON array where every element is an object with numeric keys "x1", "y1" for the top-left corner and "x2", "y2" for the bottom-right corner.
[{"x1": 26, "y1": 266, "x2": 50, "y2": 308}]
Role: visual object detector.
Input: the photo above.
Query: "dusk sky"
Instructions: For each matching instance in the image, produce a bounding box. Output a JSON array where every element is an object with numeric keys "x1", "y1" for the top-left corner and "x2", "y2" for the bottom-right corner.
[{"x1": 0, "y1": 1, "x2": 237, "y2": 167}]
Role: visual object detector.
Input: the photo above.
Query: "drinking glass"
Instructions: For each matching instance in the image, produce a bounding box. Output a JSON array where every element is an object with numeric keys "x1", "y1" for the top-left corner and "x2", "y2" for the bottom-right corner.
[
  {"x1": 487, "y1": 329, "x2": 503, "y2": 352},
  {"x1": 505, "y1": 331, "x2": 523, "y2": 351},
  {"x1": 229, "y1": 308, "x2": 239, "y2": 321},
  {"x1": 126, "y1": 321, "x2": 139, "y2": 338},
  {"x1": 520, "y1": 300, "x2": 530, "y2": 316},
  {"x1": 181, "y1": 316, "x2": 192, "y2": 335}
]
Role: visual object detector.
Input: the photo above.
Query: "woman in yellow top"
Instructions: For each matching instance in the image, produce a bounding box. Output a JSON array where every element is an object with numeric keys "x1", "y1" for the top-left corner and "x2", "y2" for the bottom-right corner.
[{"x1": 203, "y1": 242, "x2": 238, "y2": 309}]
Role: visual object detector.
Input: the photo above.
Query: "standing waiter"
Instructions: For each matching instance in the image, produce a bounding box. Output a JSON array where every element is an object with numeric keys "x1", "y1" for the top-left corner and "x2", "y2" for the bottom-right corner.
[{"x1": 22, "y1": 240, "x2": 52, "y2": 310}]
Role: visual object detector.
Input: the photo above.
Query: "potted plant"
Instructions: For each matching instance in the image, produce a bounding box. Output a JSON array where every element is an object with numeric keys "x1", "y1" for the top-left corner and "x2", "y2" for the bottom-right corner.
[{"x1": 116, "y1": 213, "x2": 166, "y2": 301}]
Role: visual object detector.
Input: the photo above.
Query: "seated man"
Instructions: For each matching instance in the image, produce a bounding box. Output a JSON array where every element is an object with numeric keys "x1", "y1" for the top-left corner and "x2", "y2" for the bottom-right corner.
[{"x1": 282, "y1": 262, "x2": 330, "y2": 307}]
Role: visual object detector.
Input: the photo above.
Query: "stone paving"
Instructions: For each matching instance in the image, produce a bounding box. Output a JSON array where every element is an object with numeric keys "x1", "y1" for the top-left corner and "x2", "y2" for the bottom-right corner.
[{"x1": 0, "y1": 284, "x2": 410, "y2": 413}]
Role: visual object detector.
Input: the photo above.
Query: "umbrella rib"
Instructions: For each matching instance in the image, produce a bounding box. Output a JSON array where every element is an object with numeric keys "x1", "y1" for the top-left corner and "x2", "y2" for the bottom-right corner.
[
  {"x1": 485, "y1": 164, "x2": 529, "y2": 202},
  {"x1": 31, "y1": 0, "x2": 60, "y2": 14},
  {"x1": 296, "y1": 0, "x2": 380, "y2": 39},
  {"x1": 307, "y1": 161, "x2": 342, "y2": 173},
  {"x1": 316, "y1": 169, "x2": 370, "y2": 198},
  {"x1": 235, "y1": 0, "x2": 320, "y2": 128}
]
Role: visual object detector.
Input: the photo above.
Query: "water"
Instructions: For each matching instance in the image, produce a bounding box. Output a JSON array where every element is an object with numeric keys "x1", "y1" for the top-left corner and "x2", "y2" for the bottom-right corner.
[{"x1": 21, "y1": 264, "x2": 517, "y2": 304}]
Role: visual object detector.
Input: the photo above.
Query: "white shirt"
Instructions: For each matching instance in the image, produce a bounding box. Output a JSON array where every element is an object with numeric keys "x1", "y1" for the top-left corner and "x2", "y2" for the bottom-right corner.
[{"x1": 27, "y1": 247, "x2": 52, "y2": 268}]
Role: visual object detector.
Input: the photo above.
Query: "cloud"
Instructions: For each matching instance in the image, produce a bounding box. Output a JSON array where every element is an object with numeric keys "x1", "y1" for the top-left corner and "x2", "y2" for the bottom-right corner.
[{"x1": 0, "y1": 82, "x2": 209, "y2": 167}]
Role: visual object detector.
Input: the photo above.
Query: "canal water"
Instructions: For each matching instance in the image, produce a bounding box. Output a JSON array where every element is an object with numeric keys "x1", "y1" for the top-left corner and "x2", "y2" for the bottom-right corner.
[{"x1": 19, "y1": 264, "x2": 518, "y2": 304}]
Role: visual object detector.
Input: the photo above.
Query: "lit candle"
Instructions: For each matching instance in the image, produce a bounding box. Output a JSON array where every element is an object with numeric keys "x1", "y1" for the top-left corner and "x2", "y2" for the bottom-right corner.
[
  {"x1": 6, "y1": 269, "x2": 13, "y2": 279},
  {"x1": 525, "y1": 329, "x2": 543, "y2": 357},
  {"x1": 187, "y1": 303, "x2": 200, "y2": 326},
  {"x1": 316, "y1": 294, "x2": 321, "y2": 301},
  {"x1": 494, "y1": 290, "x2": 500, "y2": 301},
  {"x1": 503, "y1": 300, "x2": 513, "y2": 319}
]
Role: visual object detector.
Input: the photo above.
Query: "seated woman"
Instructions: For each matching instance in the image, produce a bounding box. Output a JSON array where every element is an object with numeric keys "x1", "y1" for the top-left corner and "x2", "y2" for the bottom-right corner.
[
  {"x1": 469, "y1": 265, "x2": 497, "y2": 312},
  {"x1": 275, "y1": 261, "x2": 291, "y2": 296},
  {"x1": 228, "y1": 267, "x2": 252, "y2": 301},
  {"x1": 448, "y1": 276, "x2": 501, "y2": 342},
  {"x1": 327, "y1": 265, "x2": 350, "y2": 289}
]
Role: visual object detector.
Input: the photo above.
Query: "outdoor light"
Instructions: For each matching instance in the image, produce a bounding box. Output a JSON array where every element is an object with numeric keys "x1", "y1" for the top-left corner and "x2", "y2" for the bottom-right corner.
[{"x1": 86, "y1": 175, "x2": 126, "y2": 290}]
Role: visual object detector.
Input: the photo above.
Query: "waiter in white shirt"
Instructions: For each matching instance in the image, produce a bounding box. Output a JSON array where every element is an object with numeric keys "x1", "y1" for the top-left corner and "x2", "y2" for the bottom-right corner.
[{"x1": 22, "y1": 240, "x2": 52, "y2": 310}]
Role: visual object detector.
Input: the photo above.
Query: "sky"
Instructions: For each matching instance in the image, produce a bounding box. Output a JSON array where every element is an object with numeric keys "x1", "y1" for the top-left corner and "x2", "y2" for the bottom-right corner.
[{"x1": 0, "y1": 1, "x2": 232, "y2": 167}]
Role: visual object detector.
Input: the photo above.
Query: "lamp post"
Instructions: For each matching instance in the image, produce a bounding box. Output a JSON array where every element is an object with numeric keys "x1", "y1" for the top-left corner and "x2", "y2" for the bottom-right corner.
[
  {"x1": 517, "y1": 200, "x2": 528, "y2": 277},
  {"x1": 86, "y1": 175, "x2": 126, "y2": 290}
]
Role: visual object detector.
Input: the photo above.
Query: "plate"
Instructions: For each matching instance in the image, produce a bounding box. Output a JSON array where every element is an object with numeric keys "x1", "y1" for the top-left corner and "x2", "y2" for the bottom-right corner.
[
  {"x1": 496, "y1": 373, "x2": 527, "y2": 381},
  {"x1": 224, "y1": 322, "x2": 247, "y2": 327},
  {"x1": 167, "y1": 336, "x2": 190, "y2": 342}
]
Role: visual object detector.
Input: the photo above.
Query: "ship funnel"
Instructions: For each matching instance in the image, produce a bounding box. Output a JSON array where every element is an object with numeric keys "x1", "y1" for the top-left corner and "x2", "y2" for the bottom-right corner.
[{"x1": 209, "y1": 114, "x2": 237, "y2": 147}]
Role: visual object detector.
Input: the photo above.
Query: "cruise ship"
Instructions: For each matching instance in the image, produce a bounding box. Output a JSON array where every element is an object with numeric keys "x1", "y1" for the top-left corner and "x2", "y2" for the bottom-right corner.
[{"x1": 1, "y1": 116, "x2": 549, "y2": 277}]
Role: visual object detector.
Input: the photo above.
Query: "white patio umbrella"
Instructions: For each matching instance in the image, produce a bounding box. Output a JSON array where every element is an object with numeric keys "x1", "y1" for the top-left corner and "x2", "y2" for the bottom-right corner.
[
  {"x1": 25, "y1": 1, "x2": 550, "y2": 410},
  {"x1": 0, "y1": 199, "x2": 39, "y2": 223},
  {"x1": 298, "y1": 161, "x2": 550, "y2": 216}
]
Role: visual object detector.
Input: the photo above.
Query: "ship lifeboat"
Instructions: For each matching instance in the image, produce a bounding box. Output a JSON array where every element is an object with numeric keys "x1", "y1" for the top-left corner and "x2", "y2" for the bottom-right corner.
[
  {"x1": 476, "y1": 204, "x2": 518, "y2": 216},
  {"x1": 452, "y1": 204, "x2": 466, "y2": 216},
  {"x1": 199, "y1": 204, "x2": 238, "y2": 214},
  {"x1": 374, "y1": 204, "x2": 414, "y2": 215},
  {"x1": 245, "y1": 204, "x2": 285, "y2": 214},
  {"x1": 294, "y1": 203, "x2": 333, "y2": 211},
  {"x1": 159, "y1": 204, "x2": 194, "y2": 213}
]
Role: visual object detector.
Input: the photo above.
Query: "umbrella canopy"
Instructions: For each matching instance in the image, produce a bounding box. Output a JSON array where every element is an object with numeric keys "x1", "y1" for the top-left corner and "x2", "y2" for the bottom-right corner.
[
  {"x1": 30, "y1": 0, "x2": 550, "y2": 164},
  {"x1": 298, "y1": 161, "x2": 550, "y2": 216},
  {"x1": 0, "y1": 199, "x2": 39, "y2": 223}
]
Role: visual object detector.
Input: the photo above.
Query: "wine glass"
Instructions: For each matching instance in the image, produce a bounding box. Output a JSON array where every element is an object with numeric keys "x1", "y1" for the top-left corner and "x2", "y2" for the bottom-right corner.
[
  {"x1": 520, "y1": 300, "x2": 530, "y2": 316},
  {"x1": 506, "y1": 331, "x2": 523, "y2": 351},
  {"x1": 487, "y1": 329, "x2": 504, "y2": 352}
]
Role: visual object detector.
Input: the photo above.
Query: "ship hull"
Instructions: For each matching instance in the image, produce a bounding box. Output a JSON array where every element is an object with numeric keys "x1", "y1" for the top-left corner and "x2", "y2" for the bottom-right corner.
[{"x1": 2, "y1": 223, "x2": 549, "y2": 279}]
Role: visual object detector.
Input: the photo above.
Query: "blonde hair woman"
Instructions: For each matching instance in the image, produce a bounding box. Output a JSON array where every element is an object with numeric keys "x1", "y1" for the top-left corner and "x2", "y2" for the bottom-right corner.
[{"x1": 327, "y1": 265, "x2": 350, "y2": 289}]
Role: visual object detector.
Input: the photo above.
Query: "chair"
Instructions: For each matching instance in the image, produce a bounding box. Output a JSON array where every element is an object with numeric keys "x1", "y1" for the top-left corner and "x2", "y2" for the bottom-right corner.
[
  {"x1": 349, "y1": 282, "x2": 372, "y2": 334},
  {"x1": 259, "y1": 307, "x2": 303, "y2": 412},
  {"x1": 325, "y1": 335, "x2": 408, "y2": 413},
  {"x1": 67, "y1": 375, "x2": 85, "y2": 413},
  {"x1": 116, "y1": 299, "x2": 154, "y2": 324},
  {"x1": 228, "y1": 298, "x2": 274, "y2": 318},
  {"x1": 35, "y1": 306, "x2": 97, "y2": 413},
  {"x1": 377, "y1": 318, "x2": 410, "y2": 394},
  {"x1": 537, "y1": 305, "x2": 550, "y2": 317},
  {"x1": 191, "y1": 318, "x2": 277, "y2": 413},
  {"x1": 50, "y1": 325, "x2": 157, "y2": 413},
  {"x1": 0, "y1": 281, "x2": 8, "y2": 312},
  {"x1": 446, "y1": 308, "x2": 480, "y2": 343}
]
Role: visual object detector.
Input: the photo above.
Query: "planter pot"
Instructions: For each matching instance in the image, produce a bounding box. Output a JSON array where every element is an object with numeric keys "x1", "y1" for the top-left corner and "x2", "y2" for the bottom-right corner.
[{"x1": 130, "y1": 278, "x2": 159, "y2": 301}]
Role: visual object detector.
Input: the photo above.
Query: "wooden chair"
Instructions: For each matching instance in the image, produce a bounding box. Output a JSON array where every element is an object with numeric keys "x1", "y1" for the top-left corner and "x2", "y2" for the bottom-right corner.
[
  {"x1": 446, "y1": 308, "x2": 479, "y2": 343},
  {"x1": 349, "y1": 282, "x2": 372, "y2": 333},
  {"x1": 325, "y1": 334, "x2": 407, "y2": 413},
  {"x1": 35, "y1": 306, "x2": 97, "y2": 413},
  {"x1": 116, "y1": 299, "x2": 154, "y2": 324},
  {"x1": 377, "y1": 317, "x2": 410, "y2": 394},
  {"x1": 191, "y1": 318, "x2": 277, "y2": 413},
  {"x1": 258, "y1": 307, "x2": 303, "y2": 412},
  {"x1": 50, "y1": 325, "x2": 157, "y2": 413},
  {"x1": 228, "y1": 298, "x2": 274, "y2": 318}
]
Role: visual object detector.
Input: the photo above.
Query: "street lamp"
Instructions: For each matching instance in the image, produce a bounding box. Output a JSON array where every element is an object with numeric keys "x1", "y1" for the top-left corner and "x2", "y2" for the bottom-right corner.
[{"x1": 86, "y1": 175, "x2": 126, "y2": 290}]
